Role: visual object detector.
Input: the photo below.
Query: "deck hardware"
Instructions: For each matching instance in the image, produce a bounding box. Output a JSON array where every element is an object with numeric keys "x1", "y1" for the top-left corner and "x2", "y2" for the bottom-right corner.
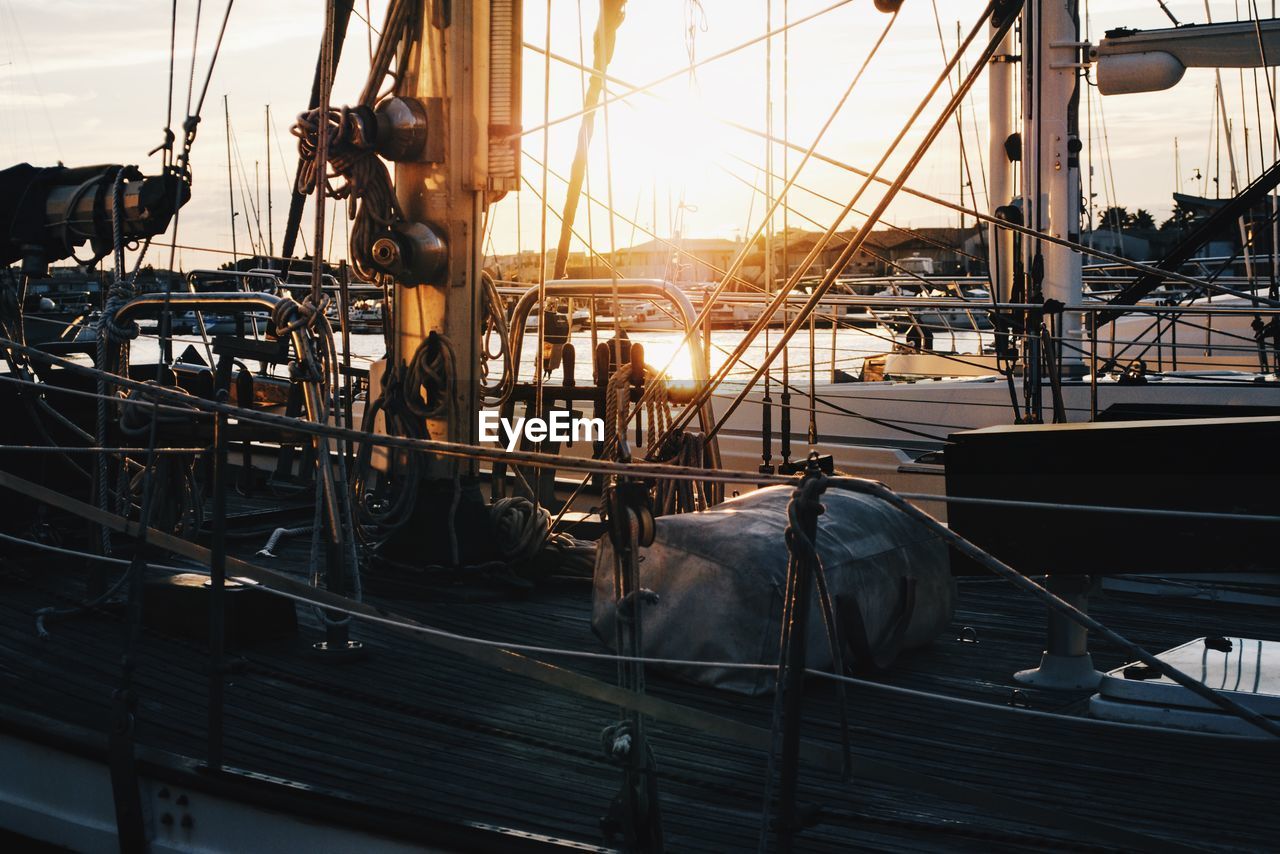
[
  {"x1": 1123, "y1": 663, "x2": 1162, "y2": 681},
  {"x1": 615, "y1": 589, "x2": 660, "y2": 623},
  {"x1": 958, "y1": 626, "x2": 980, "y2": 644},
  {"x1": 1204, "y1": 636, "x2": 1233, "y2": 653},
  {"x1": 368, "y1": 220, "x2": 448, "y2": 285}
]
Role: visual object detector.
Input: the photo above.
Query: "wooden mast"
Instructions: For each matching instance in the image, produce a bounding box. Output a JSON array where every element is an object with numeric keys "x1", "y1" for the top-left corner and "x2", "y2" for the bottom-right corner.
[{"x1": 392, "y1": 1, "x2": 521, "y2": 455}]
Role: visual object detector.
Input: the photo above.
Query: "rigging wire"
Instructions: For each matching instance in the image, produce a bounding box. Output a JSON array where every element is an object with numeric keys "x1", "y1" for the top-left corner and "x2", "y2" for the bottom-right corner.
[
  {"x1": 532, "y1": 25, "x2": 1280, "y2": 336},
  {"x1": 930, "y1": 0, "x2": 983, "y2": 239},
  {"x1": 717, "y1": 115, "x2": 1280, "y2": 305},
  {"x1": 1155, "y1": 0, "x2": 1180, "y2": 25},
  {"x1": 668, "y1": 2, "x2": 1011, "y2": 443},
  {"x1": 159, "y1": 0, "x2": 178, "y2": 168},
  {"x1": 523, "y1": 150, "x2": 1006, "y2": 409},
  {"x1": 516, "y1": 172, "x2": 972, "y2": 445},
  {"x1": 540, "y1": 35, "x2": 1234, "y2": 300},
  {"x1": 526, "y1": 6, "x2": 900, "y2": 347},
  {"x1": 514, "y1": 0, "x2": 859, "y2": 143},
  {"x1": 728, "y1": 152, "x2": 987, "y2": 264}
]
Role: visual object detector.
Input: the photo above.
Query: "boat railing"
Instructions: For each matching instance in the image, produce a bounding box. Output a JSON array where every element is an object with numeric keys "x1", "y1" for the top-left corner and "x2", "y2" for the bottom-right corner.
[
  {"x1": 186, "y1": 268, "x2": 286, "y2": 293},
  {"x1": 492, "y1": 281, "x2": 1280, "y2": 386},
  {"x1": 502, "y1": 279, "x2": 718, "y2": 447},
  {"x1": 505, "y1": 280, "x2": 708, "y2": 378}
]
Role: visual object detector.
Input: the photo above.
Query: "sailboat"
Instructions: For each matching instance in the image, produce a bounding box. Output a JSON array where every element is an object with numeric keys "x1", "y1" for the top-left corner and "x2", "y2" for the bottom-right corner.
[{"x1": 0, "y1": 2, "x2": 1278, "y2": 852}]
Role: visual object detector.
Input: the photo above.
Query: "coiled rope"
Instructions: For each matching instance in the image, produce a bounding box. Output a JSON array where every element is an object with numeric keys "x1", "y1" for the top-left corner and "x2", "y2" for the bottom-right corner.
[
  {"x1": 480, "y1": 272, "x2": 514, "y2": 406},
  {"x1": 292, "y1": 104, "x2": 402, "y2": 282},
  {"x1": 93, "y1": 167, "x2": 152, "y2": 555},
  {"x1": 289, "y1": 0, "x2": 412, "y2": 281}
]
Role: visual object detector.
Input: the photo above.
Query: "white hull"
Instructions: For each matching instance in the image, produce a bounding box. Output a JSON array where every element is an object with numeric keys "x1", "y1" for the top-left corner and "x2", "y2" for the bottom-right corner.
[
  {"x1": 0, "y1": 729, "x2": 425, "y2": 854},
  {"x1": 707, "y1": 372, "x2": 1280, "y2": 518}
]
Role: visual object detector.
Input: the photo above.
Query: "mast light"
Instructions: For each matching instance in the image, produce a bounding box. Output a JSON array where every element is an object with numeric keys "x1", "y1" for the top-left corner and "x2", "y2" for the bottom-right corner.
[{"x1": 1095, "y1": 19, "x2": 1280, "y2": 95}]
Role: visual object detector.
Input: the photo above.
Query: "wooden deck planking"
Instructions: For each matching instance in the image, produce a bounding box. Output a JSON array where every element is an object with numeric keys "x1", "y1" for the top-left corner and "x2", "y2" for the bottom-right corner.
[{"x1": 1, "y1": 545, "x2": 1278, "y2": 851}]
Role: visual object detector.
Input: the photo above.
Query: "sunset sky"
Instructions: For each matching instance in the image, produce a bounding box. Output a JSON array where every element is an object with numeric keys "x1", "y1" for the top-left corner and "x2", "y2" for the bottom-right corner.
[{"x1": 0, "y1": 1, "x2": 1273, "y2": 271}]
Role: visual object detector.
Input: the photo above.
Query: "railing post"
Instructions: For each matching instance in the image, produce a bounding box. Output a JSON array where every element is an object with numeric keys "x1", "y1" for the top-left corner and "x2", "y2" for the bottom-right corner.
[
  {"x1": 1089, "y1": 309, "x2": 1098, "y2": 421},
  {"x1": 207, "y1": 404, "x2": 229, "y2": 772},
  {"x1": 1024, "y1": 322, "x2": 1042, "y2": 423}
]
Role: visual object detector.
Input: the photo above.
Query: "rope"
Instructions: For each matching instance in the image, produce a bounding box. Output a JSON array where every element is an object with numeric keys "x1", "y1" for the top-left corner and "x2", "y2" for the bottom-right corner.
[
  {"x1": 489, "y1": 496, "x2": 551, "y2": 563},
  {"x1": 603, "y1": 364, "x2": 633, "y2": 460},
  {"x1": 292, "y1": 103, "x2": 403, "y2": 278},
  {"x1": 403, "y1": 332, "x2": 456, "y2": 427},
  {"x1": 652, "y1": 430, "x2": 710, "y2": 515},
  {"x1": 117, "y1": 381, "x2": 198, "y2": 437},
  {"x1": 289, "y1": 0, "x2": 411, "y2": 281},
  {"x1": 5, "y1": 514, "x2": 1279, "y2": 739},
  {"x1": 642, "y1": 370, "x2": 671, "y2": 453},
  {"x1": 480, "y1": 272, "x2": 514, "y2": 405}
]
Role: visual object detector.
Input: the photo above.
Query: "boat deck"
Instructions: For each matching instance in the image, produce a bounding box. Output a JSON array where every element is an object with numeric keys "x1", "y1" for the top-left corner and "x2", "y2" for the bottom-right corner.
[{"x1": 1, "y1": 517, "x2": 1277, "y2": 852}]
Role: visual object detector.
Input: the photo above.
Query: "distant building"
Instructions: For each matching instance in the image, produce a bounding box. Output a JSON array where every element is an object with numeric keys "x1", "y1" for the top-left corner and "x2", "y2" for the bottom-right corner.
[
  {"x1": 610, "y1": 236, "x2": 742, "y2": 283},
  {"x1": 492, "y1": 223, "x2": 987, "y2": 289},
  {"x1": 871, "y1": 226, "x2": 984, "y2": 276},
  {"x1": 1081, "y1": 229, "x2": 1151, "y2": 261},
  {"x1": 783, "y1": 225, "x2": 983, "y2": 278}
]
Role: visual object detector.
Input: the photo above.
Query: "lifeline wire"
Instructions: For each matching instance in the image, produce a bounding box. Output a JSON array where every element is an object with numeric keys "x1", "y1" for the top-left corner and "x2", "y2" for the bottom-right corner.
[{"x1": 2, "y1": 364, "x2": 1279, "y2": 526}]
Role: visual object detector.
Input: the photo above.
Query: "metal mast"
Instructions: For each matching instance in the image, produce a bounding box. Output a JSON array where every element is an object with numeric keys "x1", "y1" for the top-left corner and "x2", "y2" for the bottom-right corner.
[
  {"x1": 1023, "y1": 0, "x2": 1084, "y2": 371},
  {"x1": 988, "y1": 11, "x2": 1016, "y2": 304}
]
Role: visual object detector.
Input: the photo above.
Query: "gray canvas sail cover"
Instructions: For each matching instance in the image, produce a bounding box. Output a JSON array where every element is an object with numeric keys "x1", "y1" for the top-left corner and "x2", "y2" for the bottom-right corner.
[{"x1": 592, "y1": 485, "x2": 954, "y2": 695}]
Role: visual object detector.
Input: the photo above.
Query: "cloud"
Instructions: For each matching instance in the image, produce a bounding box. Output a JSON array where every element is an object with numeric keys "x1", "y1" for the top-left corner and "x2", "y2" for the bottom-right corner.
[{"x1": 0, "y1": 90, "x2": 80, "y2": 108}]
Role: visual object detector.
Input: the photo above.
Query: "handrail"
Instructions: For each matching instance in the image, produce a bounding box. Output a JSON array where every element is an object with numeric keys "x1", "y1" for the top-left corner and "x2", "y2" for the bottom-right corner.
[
  {"x1": 116, "y1": 291, "x2": 286, "y2": 320},
  {"x1": 505, "y1": 278, "x2": 720, "y2": 458},
  {"x1": 186, "y1": 269, "x2": 283, "y2": 292},
  {"x1": 500, "y1": 287, "x2": 1280, "y2": 316},
  {"x1": 507, "y1": 279, "x2": 711, "y2": 384}
]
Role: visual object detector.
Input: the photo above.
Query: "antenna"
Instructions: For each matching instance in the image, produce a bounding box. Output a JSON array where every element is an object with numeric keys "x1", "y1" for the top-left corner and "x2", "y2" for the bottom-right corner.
[{"x1": 266, "y1": 104, "x2": 274, "y2": 258}]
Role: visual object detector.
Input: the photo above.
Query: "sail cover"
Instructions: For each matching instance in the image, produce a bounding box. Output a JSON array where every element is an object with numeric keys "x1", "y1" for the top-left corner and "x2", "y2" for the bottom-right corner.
[{"x1": 593, "y1": 485, "x2": 954, "y2": 695}]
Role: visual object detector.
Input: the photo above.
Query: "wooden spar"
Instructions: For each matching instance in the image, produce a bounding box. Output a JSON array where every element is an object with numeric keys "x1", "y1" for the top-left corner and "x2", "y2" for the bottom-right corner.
[
  {"x1": 551, "y1": 0, "x2": 626, "y2": 280},
  {"x1": 266, "y1": 104, "x2": 274, "y2": 257},
  {"x1": 224, "y1": 95, "x2": 239, "y2": 265},
  {"x1": 391, "y1": 1, "x2": 504, "y2": 455}
]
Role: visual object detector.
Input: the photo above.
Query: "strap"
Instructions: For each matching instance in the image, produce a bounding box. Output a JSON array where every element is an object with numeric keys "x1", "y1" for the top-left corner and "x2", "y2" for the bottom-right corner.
[{"x1": 838, "y1": 576, "x2": 917, "y2": 673}]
